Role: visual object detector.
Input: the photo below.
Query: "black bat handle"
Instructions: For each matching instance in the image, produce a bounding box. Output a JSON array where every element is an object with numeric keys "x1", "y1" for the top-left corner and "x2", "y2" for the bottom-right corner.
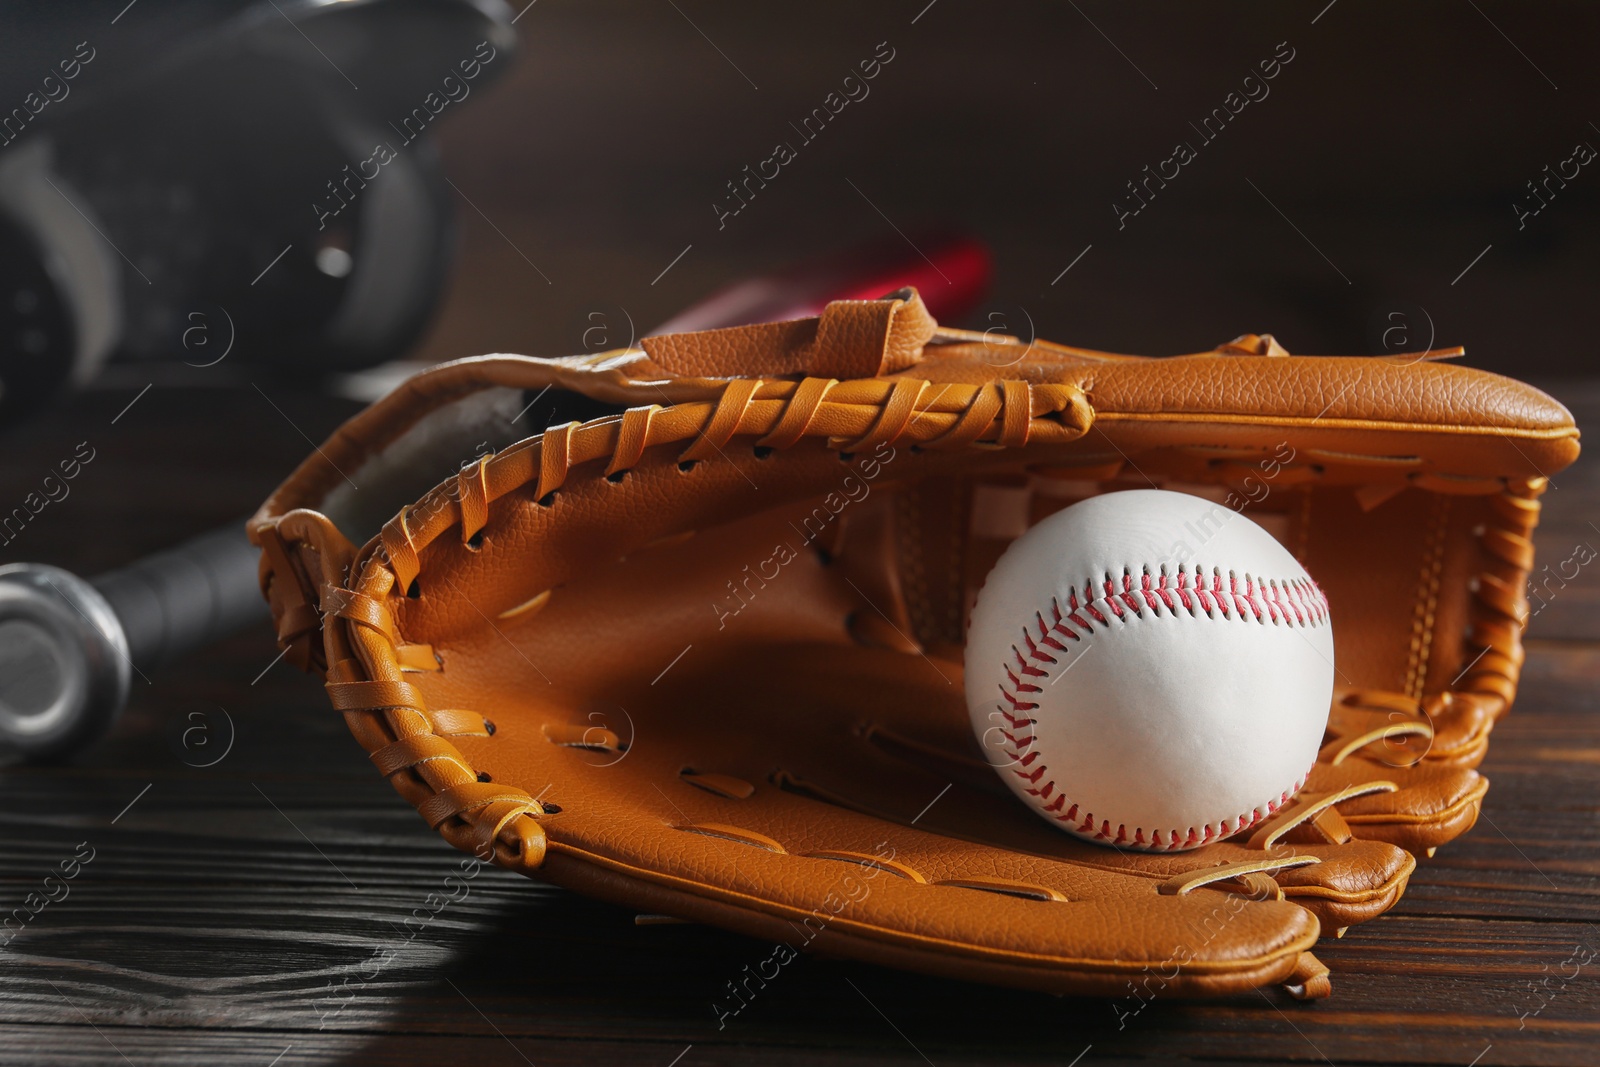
[
  {"x1": 90, "y1": 525, "x2": 266, "y2": 672},
  {"x1": 0, "y1": 522, "x2": 266, "y2": 761}
]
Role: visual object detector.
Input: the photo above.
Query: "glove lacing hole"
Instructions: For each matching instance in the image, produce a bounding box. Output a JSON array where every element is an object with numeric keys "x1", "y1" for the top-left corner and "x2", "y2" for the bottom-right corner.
[
  {"x1": 406, "y1": 578, "x2": 422, "y2": 599},
  {"x1": 476, "y1": 771, "x2": 492, "y2": 783},
  {"x1": 466, "y1": 530, "x2": 485, "y2": 551},
  {"x1": 606, "y1": 470, "x2": 629, "y2": 484},
  {"x1": 752, "y1": 446, "x2": 773, "y2": 460},
  {"x1": 678, "y1": 460, "x2": 698, "y2": 473}
]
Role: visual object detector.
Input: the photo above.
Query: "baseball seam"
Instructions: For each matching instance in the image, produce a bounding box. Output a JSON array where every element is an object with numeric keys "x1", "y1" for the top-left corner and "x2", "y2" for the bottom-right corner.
[{"x1": 994, "y1": 564, "x2": 1329, "y2": 851}]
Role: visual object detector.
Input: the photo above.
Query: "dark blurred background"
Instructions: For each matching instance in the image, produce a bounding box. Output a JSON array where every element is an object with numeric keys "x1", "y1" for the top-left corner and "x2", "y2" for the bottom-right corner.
[
  {"x1": 406, "y1": 0, "x2": 1599, "y2": 373},
  {"x1": 6, "y1": 0, "x2": 1596, "y2": 397}
]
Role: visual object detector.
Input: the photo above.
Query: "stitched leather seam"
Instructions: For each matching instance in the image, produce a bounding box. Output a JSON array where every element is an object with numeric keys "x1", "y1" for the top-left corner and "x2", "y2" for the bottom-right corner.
[
  {"x1": 1094, "y1": 410, "x2": 1580, "y2": 440},
  {"x1": 945, "y1": 488, "x2": 967, "y2": 642},
  {"x1": 995, "y1": 565, "x2": 1328, "y2": 851},
  {"x1": 365, "y1": 376, "x2": 1092, "y2": 594},
  {"x1": 1255, "y1": 480, "x2": 1543, "y2": 768},
  {"x1": 1405, "y1": 495, "x2": 1451, "y2": 700},
  {"x1": 316, "y1": 409, "x2": 1537, "y2": 874},
  {"x1": 312, "y1": 378, "x2": 1093, "y2": 872},
  {"x1": 896, "y1": 489, "x2": 935, "y2": 645},
  {"x1": 541, "y1": 840, "x2": 1321, "y2": 974}
]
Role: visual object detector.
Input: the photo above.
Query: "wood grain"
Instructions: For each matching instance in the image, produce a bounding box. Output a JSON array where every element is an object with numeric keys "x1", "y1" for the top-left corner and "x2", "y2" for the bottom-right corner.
[{"x1": 0, "y1": 376, "x2": 1592, "y2": 1066}]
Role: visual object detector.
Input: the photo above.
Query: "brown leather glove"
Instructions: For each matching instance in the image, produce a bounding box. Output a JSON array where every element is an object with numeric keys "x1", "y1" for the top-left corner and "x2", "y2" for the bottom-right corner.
[{"x1": 251, "y1": 290, "x2": 1578, "y2": 1000}]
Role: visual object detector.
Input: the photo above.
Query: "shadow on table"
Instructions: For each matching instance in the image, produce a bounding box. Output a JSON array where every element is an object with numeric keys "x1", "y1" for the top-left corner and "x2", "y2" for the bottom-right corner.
[{"x1": 331, "y1": 883, "x2": 1277, "y2": 1067}]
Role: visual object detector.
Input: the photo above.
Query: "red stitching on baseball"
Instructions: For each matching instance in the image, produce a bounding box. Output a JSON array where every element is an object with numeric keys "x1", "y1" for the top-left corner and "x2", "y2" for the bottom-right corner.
[{"x1": 992, "y1": 565, "x2": 1330, "y2": 851}]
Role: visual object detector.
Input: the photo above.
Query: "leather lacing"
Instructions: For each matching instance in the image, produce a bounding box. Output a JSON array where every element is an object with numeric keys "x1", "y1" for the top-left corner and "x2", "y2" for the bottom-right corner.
[
  {"x1": 373, "y1": 374, "x2": 1092, "y2": 594},
  {"x1": 252, "y1": 349, "x2": 1545, "y2": 995},
  {"x1": 255, "y1": 393, "x2": 1545, "y2": 880},
  {"x1": 258, "y1": 373, "x2": 1093, "y2": 873},
  {"x1": 254, "y1": 391, "x2": 1544, "y2": 896},
  {"x1": 1314, "y1": 477, "x2": 1545, "y2": 771},
  {"x1": 244, "y1": 298, "x2": 1559, "y2": 1004}
]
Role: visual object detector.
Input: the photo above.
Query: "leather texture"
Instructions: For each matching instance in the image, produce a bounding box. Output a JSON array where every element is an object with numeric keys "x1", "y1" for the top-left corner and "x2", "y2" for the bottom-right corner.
[{"x1": 250, "y1": 289, "x2": 1578, "y2": 1000}]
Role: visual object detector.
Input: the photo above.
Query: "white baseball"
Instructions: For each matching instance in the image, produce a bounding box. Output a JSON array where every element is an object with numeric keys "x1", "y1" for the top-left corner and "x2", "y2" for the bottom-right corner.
[{"x1": 964, "y1": 489, "x2": 1334, "y2": 851}]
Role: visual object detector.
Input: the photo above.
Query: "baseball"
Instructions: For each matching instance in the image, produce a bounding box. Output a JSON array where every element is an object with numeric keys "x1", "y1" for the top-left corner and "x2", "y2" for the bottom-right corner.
[{"x1": 965, "y1": 488, "x2": 1334, "y2": 852}]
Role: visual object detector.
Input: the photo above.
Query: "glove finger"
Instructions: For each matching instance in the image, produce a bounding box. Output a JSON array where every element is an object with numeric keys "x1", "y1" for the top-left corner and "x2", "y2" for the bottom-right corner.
[{"x1": 1304, "y1": 755, "x2": 1487, "y2": 854}]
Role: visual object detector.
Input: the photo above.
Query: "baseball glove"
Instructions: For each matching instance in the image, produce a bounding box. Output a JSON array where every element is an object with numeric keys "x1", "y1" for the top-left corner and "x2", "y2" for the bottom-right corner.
[{"x1": 250, "y1": 290, "x2": 1578, "y2": 1000}]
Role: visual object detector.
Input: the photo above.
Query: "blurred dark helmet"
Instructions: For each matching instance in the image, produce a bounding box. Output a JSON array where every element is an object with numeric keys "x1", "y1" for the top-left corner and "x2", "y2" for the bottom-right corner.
[{"x1": 0, "y1": 0, "x2": 517, "y2": 428}]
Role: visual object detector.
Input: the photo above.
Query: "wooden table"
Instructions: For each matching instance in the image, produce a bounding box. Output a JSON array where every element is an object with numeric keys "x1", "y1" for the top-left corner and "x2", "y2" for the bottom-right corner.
[{"x1": 0, "y1": 376, "x2": 1592, "y2": 1067}]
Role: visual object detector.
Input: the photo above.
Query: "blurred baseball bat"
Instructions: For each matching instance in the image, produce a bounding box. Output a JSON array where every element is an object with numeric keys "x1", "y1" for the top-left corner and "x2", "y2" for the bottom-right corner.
[{"x1": 0, "y1": 232, "x2": 991, "y2": 761}]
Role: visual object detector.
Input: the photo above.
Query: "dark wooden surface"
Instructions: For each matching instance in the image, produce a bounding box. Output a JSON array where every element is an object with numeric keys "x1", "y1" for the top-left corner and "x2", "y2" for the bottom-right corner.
[
  {"x1": 4, "y1": 2, "x2": 1600, "y2": 1062},
  {"x1": 0, "y1": 378, "x2": 1593, "y2": 1066}
]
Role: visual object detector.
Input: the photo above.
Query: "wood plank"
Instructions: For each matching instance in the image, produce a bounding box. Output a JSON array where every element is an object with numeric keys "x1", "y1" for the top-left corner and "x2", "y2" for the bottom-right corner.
[
  {"x1": 0, "y1": 368, "x2": 1594, "y2": 1064},
  {"x1": 3, "y1": 915, "x2": 1597, "y2": 1066},
  {"x1": 1, "y1": 737, "x2": 1597, "y2": 1059}
]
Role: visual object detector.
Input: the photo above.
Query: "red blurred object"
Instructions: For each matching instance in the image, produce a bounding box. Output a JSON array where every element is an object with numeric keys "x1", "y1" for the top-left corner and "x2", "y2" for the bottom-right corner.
[{"x1": 650, "y1": 232, "x2": 991, "y2": 335}]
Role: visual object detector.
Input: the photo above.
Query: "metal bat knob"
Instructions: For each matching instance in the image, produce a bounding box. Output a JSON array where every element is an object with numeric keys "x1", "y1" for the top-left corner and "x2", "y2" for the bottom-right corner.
[{"x1": 0, "y1": 524, "x2": 265, "y2": 761}]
